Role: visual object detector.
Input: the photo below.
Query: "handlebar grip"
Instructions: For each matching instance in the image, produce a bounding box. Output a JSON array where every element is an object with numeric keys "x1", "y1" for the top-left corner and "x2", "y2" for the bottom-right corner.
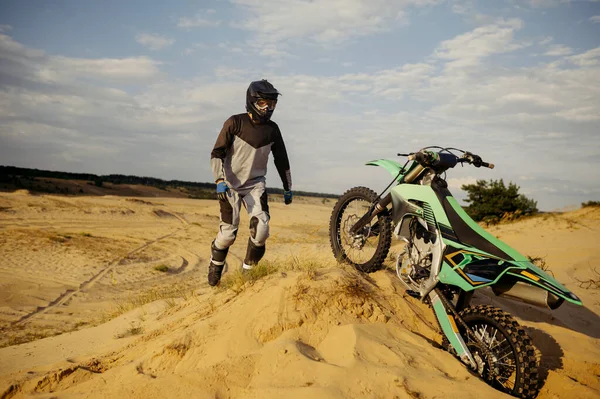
[{"x1": 482, "y1": 162, "x2": 494, "y2": 169}]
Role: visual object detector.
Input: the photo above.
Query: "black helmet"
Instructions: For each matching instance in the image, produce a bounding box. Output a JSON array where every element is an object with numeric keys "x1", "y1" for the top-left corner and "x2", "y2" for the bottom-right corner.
[{"x1": 246, "y1": 79, "x2": 281, "y2": 122}]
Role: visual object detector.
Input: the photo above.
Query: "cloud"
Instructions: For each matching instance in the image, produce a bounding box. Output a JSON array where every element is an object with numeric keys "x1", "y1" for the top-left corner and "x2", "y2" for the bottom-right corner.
[
  {"x1": 177, "y1": 10, "x2": 221, "y2": 29},
  {"x1": 567, "y1": 47, "x2": 600, "y2": 67},
  {"x1": 1, "y1": 17, "x2": 599, "y2": 211},
  {"x1": 526, "y1": 0, "x2": 600, "y2": 7},
  {"x1": 0, "y1": 34, "x2": 161, "y2": 85},
  {"x1": 0, "y1": 24, "x2": 12, "y2": 33},
  {"x1": 232, "y1": 0, "x2": 442, "y2": 46},
  {"x1": 433, "y1": 18, "x2": 527, "y2": 70},
  {"x1": 544, "y1": 44, "x2": 572, "y2": 56},
  {"x1": 591, "y1": 15, "x2": 600, "y2": 23},
  {"x1": 183, "y1": 42, "x2": 208, "y2": 55},
  {"x1": 135, "y1": 33, "x2": 175, "y2": 51}
]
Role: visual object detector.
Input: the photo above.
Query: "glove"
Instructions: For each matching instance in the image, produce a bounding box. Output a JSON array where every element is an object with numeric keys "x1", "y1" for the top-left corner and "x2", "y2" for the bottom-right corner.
[
  {"x1": 216, "y1": 181, "x2": 229, "y2": 201},
  {"x1": 284, "y1": 190, "x2": 292, "y2": 205}
]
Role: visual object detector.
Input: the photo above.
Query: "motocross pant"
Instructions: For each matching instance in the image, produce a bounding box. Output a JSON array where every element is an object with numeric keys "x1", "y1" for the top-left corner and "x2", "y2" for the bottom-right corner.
[{"x1": 211, "y1": 181, "x2": 270, "y2": 268}]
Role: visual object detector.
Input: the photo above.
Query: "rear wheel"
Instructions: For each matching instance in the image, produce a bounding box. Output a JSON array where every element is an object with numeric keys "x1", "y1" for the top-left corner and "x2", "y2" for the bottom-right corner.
[
  {"x1": 329, "y1": 186, "x2": 392, "y2": 273},
  {"x1": 456, "y1": 305, "x2": 539, "y2": 399}
]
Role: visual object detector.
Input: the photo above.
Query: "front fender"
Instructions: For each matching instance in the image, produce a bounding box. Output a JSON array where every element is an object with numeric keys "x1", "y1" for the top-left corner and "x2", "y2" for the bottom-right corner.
[{"x1": 366, "y1": 159, "x2": 409, "y2": 181}]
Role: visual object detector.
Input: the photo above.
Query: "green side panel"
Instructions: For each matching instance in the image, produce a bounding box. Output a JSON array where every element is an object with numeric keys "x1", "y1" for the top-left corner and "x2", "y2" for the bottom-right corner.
[
  {"x1": 366, "y1": 159, "x2": 407, "y2": 181},
  {"x1": 444, "y1": 197, "x2": 578, "y2": 299},
  {"x1": 445, "y1": 197, "x2": 527, "y2": 261},
  {"x1": 392, "y1": 184, "x2": 451, "y2": 226},
  {"x1": 441, "y1": 238, "x2": 511, "y2": 264},
  {"x1": 438, "y1": 262, "x2": 475, "y2": 291},
  {"x1": 432, "y1": 297, "x2": 465, "y2": 356}
]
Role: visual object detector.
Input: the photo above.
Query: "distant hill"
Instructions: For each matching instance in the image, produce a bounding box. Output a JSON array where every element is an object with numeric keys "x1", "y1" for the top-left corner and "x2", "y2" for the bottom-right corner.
[{"x1": 0, "y1": 166, "x2": 339, "y2": 200}]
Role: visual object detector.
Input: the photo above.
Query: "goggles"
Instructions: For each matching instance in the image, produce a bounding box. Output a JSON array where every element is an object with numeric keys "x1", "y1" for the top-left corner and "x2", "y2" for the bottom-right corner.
[{"x1": 255, "y1": 98, "x2": 277, "y2": 110}]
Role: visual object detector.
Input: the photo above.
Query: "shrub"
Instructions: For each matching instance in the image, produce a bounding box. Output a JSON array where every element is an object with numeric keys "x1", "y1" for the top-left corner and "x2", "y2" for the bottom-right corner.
[
  {"x1": 461, "y1": 179, "x2": 538, "y2": 222},
  {"x1": 581, "y1": 201, "x2": 600, "y2": 208}
]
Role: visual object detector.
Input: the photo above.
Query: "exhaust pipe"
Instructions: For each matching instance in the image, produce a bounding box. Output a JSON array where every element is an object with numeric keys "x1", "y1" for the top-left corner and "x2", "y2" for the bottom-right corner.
[{"x1": 492, "y1": 280, "x2": 564, "y2": 310}]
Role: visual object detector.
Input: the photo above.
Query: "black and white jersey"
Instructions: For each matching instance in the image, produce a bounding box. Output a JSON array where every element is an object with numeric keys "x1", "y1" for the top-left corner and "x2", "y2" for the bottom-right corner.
[{"x1": 210, "y1": 113, "x2": 292, "y2": 191}]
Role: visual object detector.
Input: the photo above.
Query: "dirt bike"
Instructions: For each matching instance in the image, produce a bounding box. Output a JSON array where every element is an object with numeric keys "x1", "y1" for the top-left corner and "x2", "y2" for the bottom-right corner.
[{"x1": 329, "y1": 146, "x2": 583, "y2": 399}]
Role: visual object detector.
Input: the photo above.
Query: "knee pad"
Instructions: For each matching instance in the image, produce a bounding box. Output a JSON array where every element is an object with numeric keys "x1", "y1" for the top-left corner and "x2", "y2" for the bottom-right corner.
[
  {"x1": 211, "y1": 240, "x2": 229, "y2": 266},
  {"x1": 215, "y1": 228, "x2": 237, "y2": 249},
  {"x1": 244, "y1": 238, "x2": 265, "y2": 266},
  {"x1": 249, "y1": 215, "x2": 269, "y2": 246}
]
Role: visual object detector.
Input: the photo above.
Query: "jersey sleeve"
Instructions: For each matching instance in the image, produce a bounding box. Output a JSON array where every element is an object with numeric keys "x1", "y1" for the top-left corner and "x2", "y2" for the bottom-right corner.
[
  {"x1": 210, "y1": 116, "x2": 237, "y2": 182},
  {"x1": 271, "y1": 126, "x2": 292, "y2": 191}
]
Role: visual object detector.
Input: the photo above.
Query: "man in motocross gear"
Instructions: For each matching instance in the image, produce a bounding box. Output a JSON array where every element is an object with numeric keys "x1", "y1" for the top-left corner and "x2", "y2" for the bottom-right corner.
[{"x1": 208, "y1": 79, "x2": 293, "y2": 286}]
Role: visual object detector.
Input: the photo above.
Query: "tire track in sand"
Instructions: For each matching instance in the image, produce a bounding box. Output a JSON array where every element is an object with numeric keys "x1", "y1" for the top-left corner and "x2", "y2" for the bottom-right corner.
[{"x1": 12, "y1": 211, "x2": 189, "y2": 325}]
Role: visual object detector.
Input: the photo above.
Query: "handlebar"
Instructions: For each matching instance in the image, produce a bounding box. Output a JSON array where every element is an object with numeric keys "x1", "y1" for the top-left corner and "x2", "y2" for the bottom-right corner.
[
  {"x1": 461, "y1": 151, "x2": 495, "y2": 169},
  {"x1": 407, "y1": 149, "x2": 494, "y2": 169}
]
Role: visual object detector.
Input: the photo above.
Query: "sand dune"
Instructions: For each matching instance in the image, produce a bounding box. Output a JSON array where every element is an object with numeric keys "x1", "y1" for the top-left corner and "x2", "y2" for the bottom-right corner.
[{"x1": 0, "y1": 190, "x2": 598, "y2": 398}]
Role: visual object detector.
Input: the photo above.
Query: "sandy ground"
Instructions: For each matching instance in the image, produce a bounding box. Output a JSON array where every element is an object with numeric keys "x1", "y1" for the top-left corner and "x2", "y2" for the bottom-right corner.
[{"x1": 0, "y1": 190, "x2": 598, "y2": 398}]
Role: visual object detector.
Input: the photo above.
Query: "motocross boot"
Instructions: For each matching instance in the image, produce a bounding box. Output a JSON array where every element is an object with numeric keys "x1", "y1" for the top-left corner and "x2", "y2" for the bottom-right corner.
[
  {"x1": 242, "y1": 238, "x2": 265, "y2": 274},
  {"x1": 208, "y1": 240, "x2": 229, "y2": 286}
]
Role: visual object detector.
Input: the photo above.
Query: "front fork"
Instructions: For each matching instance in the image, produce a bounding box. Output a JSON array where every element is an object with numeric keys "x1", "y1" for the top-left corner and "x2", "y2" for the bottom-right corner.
[
  {"x1": 429, "y1": 289, "x2": 478, "y2": 370},
  {"x1": 349, "y1": 193, "x2": 392, "y2": 236}
]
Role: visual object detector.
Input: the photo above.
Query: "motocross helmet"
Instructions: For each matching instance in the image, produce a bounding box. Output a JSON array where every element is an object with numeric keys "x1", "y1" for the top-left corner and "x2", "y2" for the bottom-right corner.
[{"x1": 246, "y1": 79, "x2": 281, "y2": 123}]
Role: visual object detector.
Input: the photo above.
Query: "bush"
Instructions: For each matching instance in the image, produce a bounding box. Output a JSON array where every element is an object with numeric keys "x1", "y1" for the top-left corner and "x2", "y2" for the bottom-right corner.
[
  {"x1": 461, "y1": 179, "x2": 538, "y2": 223},
  {"x1": 582, "y1": 201, "x2": 600, "y2": 208}
]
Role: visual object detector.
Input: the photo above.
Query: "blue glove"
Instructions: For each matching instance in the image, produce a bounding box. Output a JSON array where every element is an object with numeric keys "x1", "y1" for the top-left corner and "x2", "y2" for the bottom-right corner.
[
  {"x1": 284, "y1": 190, "x2": 292, "y2": 205},
  {"x1": 216, "y1": 181, "x2": 229, "y2": 201}
]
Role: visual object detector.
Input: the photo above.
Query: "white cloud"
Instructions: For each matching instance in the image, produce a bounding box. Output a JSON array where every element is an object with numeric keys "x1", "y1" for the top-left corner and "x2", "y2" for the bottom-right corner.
[
  {"x1": 135, "y1": 33, "x2": 175, "y2": 51},
  {"x1": 1, "y1": 20, "x2": 599, "y2": 211},
  {"x1": 590, "y1": 16, "x2": 600, "y2": 23},
  {"x1": 232, "y1": 0, "x2": 442, "y2": 45},
  {"x1": 567, "y1": 47, "x2": 600, "y2": 67},
  {"x1": 544, "y1": 44, "x2": 572, "y2": 56},
  {"x1": 526, "y1": 0, "x2": 563, "y2": 7},
  {"x1": 339, "y1": 63, "x2": 435, "y2": 98},
  {"x1": 433, "y1": 18, "x2": 527, "y2": 70},
  {"x1": 183, "y1": 42, "x2": 209, "y2": 55},
  {"x1": 526, "y1": 0, "x2": 600, "y2": 7},
  {"x1": 447, "y1": 177, "x2": 478, "y2": 189},
  {"x1": 555, "y1": 106, "x2": 600, "y2": 122},
  {"x1": 0, "y1": 24, "x2": 12, "y2": 33},
  {"x1": 0, "y1": 34, "x2": 160, "y2": 83},
  {"x1": 177, "y1": 10, "x2": 221, "y2": 29}
]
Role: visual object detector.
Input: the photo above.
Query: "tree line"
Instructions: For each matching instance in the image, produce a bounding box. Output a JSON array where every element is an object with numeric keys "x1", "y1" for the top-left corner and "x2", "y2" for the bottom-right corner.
[{"x1": 0, "y1": 166, "x2": 339, "y2": 199}]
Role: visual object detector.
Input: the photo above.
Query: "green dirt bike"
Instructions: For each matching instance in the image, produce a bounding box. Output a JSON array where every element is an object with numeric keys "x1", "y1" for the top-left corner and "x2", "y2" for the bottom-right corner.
[{"x1": 329, "y1": 146, "x2": 583, "y2": 399}]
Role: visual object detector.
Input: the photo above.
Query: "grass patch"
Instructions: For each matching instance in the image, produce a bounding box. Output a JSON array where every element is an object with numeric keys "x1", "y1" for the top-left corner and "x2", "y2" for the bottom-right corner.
[
  {"x1": 109, "y1": 286, "x2": 192, "y2": 318},
  {"x1": 1, "y1": 329, "x2": 61, "y2": 348},
  {"x1": 115, "y1": 322, "x2": 145, "y2": 339},
  {"x1": 219, "y1": 254, "x2": 326, "y2": 293},
  {"x1": 153, "y1": 264, "x2": 169, "y2": 273},
  {"x1": 219, "y1": 260, "x2": 280, "y2": 293}
]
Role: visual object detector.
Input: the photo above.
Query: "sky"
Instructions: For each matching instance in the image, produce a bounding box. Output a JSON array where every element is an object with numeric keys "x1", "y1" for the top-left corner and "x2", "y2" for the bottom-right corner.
[{"x1": 0, "y1": 0, "x2": 599, "y2": 211}]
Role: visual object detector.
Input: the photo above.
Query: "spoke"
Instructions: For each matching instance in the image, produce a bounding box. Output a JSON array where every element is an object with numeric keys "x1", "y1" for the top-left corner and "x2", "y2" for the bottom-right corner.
[
  {"x1": 488, "y1": 329, "x2": 499, "y2": 350},
  {"x1": 497, "y1": 351, "x2": 514, "y2": 362},
  {"x1": 495, "y1": 361, "x2": 516, "y2": 368},
  {"x1": 490, "y1": 337, "x2": 507, "y2": 351},
  {"x1": 496, "y1": 377, "x2": 516, "y2": 389}
]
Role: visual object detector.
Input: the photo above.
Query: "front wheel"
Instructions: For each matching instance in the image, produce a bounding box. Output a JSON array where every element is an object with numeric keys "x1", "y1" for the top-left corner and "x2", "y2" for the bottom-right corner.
[
  {"x1": 329, "y1": 186, "x2": 392, "y2": 273},
  {"x1": 457, "y1": 305, "x2": 540, "y2": 399}
]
